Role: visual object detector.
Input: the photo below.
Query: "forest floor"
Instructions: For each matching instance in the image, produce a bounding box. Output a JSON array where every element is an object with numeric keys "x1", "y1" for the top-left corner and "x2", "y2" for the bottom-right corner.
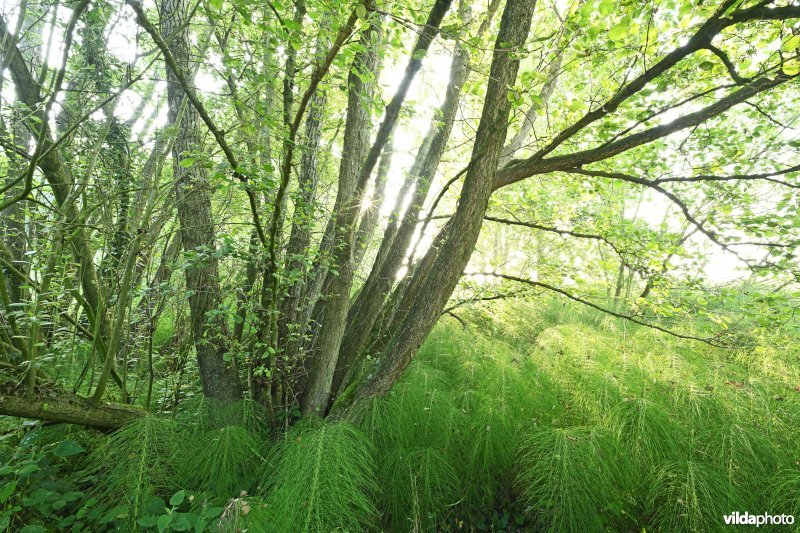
[{"x1": 1, "y1": 298, "x2": 799, "y2": 531}]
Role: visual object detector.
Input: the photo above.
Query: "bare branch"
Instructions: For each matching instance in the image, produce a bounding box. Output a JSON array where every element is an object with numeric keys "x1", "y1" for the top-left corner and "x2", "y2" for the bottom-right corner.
[{"x1": 471, "y1": 272, "x2": 732, "y2": 348}]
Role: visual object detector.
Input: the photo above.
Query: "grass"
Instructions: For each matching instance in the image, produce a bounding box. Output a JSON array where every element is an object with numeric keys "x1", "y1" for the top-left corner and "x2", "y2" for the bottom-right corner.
[
  {"x1": 260, "y1": 418, "x2": 379, "y2": 532},
  {"x1": 2, "y1": 297, "x2": 799, "y2": 531}
]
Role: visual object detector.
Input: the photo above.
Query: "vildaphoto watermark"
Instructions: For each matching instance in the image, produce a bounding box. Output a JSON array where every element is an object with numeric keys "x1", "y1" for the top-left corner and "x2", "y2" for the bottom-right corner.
[{"x1": 724, "y1": 512, "x2": 795, "y2": 527}]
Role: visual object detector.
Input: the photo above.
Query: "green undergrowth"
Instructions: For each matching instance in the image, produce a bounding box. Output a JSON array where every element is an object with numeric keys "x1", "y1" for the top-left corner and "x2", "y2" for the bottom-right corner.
[{"x1": 1, "y1": 298, "x2": 799, "y2": 531}]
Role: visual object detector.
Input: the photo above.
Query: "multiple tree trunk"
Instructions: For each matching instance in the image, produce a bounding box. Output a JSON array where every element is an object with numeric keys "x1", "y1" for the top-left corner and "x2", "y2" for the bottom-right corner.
[{"x1": 1, "y1": 0, "x2": 798, "y2": 428}]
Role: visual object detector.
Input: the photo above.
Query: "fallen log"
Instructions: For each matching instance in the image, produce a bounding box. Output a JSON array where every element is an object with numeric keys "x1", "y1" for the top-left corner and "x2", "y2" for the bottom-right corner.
[{"x1": 0, "y1": 390, "x2": 143, "y2": 430}]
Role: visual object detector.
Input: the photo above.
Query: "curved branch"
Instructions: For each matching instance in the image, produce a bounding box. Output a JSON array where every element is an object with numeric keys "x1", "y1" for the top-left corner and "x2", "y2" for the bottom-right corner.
[
  {"x1": 472, "y1": 272, "x2": 731, "y2": 348},
  {"x1": 706, "y1": 44, "x2": 749, "y2": 85},
  {"x1": 494, "y1": 72, "x2": 794, "y2": 190},
  {"x1": 567, "y1": 168, "x2": 741, "y2": 257}
]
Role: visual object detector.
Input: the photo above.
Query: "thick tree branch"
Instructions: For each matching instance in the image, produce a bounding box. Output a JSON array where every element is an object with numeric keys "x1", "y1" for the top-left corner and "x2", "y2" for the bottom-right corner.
[
  {"x1": 516, "y1": 0, "x2": 799, "y2": 162},
  {"x1": 494, "y1": 72, "x2": 794, "y2": 190}
]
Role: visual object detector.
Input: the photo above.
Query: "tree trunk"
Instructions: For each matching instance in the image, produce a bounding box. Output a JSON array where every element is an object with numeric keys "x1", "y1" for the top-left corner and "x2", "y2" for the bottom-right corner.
[
  {"x1": 160, "y1": 0, "x2": 241, "y2": 402},
  {"x1": 277, "y1": 30, "x2": 330, "y2": 378},
  {"x1": 352, "y1": 136, "x2": 395, "y2": 271},
  {"x1": 350, "y1": 0, "x2": 535, "y2": 402},
  {"x1": 296, "y1": 22, "x2": 381, "y2": 407},
  {"x1": 0, "y1": 390, "x2": 142, "y2": 430},
  {"x1": 303, "y1": 0, "x2": 454, "y2": 416},
  {"x1": 335, "y1": 30, "x2": 471, "y2": 396}
]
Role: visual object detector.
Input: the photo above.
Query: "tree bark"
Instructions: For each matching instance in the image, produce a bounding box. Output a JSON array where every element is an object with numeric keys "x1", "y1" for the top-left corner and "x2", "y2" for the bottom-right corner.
[
  {"x1": 161, "y1": 0, "x2": 242, "y2": 402},
  {"x1": 335, "y1": 29, "x2": 472, "y2": 395},
  {"x1": 352, "y1": 136, "x2": 395, "y2": 271},
  {"x1": 297, "y1": 21, "x2": 381, "y2": 400},
  {"x1": 303, "y1": 0, "x2": 454, "y2": 416},
  {"x1": 0, "y1": 390, "x2": 142, "y2": 430},
  {"x1": 351, "y1": 0, "x2": 535, "y2": 402},
  {"x1": 277, "y1": 30, "x2": 331, "y2": 375}
]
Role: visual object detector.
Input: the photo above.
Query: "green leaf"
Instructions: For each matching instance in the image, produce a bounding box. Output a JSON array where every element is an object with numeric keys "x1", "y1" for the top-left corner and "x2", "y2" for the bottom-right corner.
[
  {"x1": 179, "y1": 157, "x2": 195, "y2": 168},
  {"x1": 203, "y1": 506, "x2": 224, "y2": 519},
  {"x1": 20, "y1": 526, "x2": 45, "y2": 533},
  {"x1": 0, "y1": 480, "x2": 17, "y2": 503},
  {"x1": 157, "y1": 514, "x2": 172, "y2": 533},
  {"x1": 782, "y1": 35, "x2": 800, "y2": 52},
  {"x1": 140, "y1": 515, "x2": 160, "y2": 527},
  {"x1": 172, "y1": 514, "x2": 191, "y2": 531},
  {"x1": 53, "y1": 439, "x2": 85, "y2": 457},
  {"x1": 283, "y1": 19, "x2": 301, "y2": 31},
  {"x1": 609, "y1": 23, "x2": 627, "y2": 42},
  {"x1": 170, "y1": 490, "x2": 186, "y2": 507},
  {"x1": 17, "y1": 463, "x2": 40, "y2": 476},
  {"x1": 783, "y1": 59, "x2": 800, "y2": 76},
  {"x1": 355, "y1": 4, "x2": 367, "y2": 19},
  {"x1": 209, "y1": 0, "x2": 223, "y2": 10}
]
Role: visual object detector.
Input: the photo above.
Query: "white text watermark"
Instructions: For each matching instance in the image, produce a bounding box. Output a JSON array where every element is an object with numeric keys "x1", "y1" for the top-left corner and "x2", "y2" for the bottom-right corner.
[{"x1": 724, "y1": 512, "x2": 795, "y2": 527}]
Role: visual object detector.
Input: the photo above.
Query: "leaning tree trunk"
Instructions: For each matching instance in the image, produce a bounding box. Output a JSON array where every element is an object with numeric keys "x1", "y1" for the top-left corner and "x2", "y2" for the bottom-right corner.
[
  {"x1": 160, "y1": 0, "x2": 241, "y2": 402},
  {"x1": 303, "y1": 0, "x2": 454, "y2": 416},
  {"x1": 0, "y1": 390, "x2": 142, "y2": 430},
  {"x1": 297, "y1": 21, "x2": 381, "y2": 410},
  {"x1": 334, "y1": 26, "x2": 472, "y2": 396},
  {"x1": 349, "y1": 0, "x2": 535, "y2": 402}
]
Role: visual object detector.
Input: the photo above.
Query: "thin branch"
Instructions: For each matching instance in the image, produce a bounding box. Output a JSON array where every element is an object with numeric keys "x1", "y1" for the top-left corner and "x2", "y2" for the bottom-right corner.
[
  {"x1": 652, "y1": 163, "x2": 800, "y2": 188},
  {"x1": 443, "y1": 310, "x2": 467, "y2": 328},
  {"x1": 442, "y1": 290, "x2": 527, "y2": 314},
  {"x1": 706, "y1": 44, "x2": 749, "y2": 84},
  {"x1": 484, "y1": 215, "x2": 627, "y2": 257},
  {"x1": 471, "y1": 272, "x2": 732, "y2": 348},
  {"x1": 126, "y1": 0, "x2": 268, "y2": 246},
  {"x1": 521, "y1": 0, "x2": 743, "y2": 161}
]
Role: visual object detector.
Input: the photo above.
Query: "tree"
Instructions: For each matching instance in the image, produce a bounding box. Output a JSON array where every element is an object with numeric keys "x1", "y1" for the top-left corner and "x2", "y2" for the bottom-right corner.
[{"x1": 0, "y1": 0, "x2": 798, "y2": 427}]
